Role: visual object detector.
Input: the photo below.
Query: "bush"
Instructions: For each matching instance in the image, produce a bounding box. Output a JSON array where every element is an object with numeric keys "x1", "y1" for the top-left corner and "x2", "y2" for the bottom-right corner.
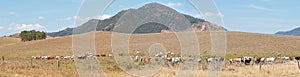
[{"x1": 20, "y1": 30, "x2": 46, "y2": 42}]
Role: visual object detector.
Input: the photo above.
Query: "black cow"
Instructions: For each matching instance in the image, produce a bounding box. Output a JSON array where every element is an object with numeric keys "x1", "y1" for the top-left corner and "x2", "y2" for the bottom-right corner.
[
  {"x1": 244, "y1": 58, "x2": 251, "y2": 65},
  {"x1": 295, "y1": 57, "x2": 300, "y2": 61}
]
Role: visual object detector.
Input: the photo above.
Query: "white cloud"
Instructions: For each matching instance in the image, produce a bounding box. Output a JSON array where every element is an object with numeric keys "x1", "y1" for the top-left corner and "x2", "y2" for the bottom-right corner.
[
  {"x1": 7, "y1": 12, "x2": 17, "y2": 15},
  {"x1": 0, "y1": 26, "x2": 3, "y2": 30},
  {"x1": 59, "y1": 27, "x2": 68, "y2": 31},
  {"x1": 59, "y1": 14, "x2": 112, "y2": 21},
  {"x1": 8, "y1": 23, "x2": 44, "y2": 31},
  {"x1": 97, "y1": 14, "x2": 112, "y2": 20},
  {"x1": 166, "y1": 2, "x2": 182, "y2": 7},
  {"x1": 38, "y1": 16, "x2": 45, "y2": 20},
  {"x1": 199, "y1": 12, "x2": 224, "y2": 18},
  {"x1": 247, "y1": 5, "x2": 273, "y2": 11}
]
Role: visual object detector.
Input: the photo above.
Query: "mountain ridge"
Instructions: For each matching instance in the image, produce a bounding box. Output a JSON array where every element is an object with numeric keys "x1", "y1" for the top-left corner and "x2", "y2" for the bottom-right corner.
[
  {"x1": 275, "y1": 27, "x2": 300, "y2": 36},
  {"x1": 48, "y1": 2, "x2": 227, "y2": 37}
]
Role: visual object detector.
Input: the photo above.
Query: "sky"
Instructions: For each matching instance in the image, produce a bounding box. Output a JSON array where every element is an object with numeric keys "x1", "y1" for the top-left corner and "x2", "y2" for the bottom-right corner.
[{"x1": 1, "y1": 0, "x2": 300, "y2": 36}]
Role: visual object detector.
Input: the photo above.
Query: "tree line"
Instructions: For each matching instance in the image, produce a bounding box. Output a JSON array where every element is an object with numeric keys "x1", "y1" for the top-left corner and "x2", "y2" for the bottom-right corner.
[{"x1": 20, "y1": 30, "x2": 46, "y2": 42}]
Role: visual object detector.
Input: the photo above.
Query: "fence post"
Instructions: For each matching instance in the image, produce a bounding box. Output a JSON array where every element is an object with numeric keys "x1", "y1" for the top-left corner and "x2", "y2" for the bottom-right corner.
[
  {"x1": 297, "y1": 60, "x2": 300, "y2": 70},
  {"x1": 30, "y1": 59, "x2": 32, "y2": 66},
  {"x1": 259, "y1": 62, "x2": 262, "y2": 70},
  {"x1": 57, "y1": 60, "x2": 60, "y2": 69},
  {"x1": 2, "y1": 56, "x2": 4, "y2": 64}
]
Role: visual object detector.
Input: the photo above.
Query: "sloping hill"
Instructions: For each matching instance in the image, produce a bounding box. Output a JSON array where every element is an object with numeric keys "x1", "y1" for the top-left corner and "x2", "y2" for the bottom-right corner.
[
  {"x1": 1, "y1": 31, "x2": 300, "y2": 59},
  {"x1": 0, "y1": 37, "x2": 21, "y2": 47}
]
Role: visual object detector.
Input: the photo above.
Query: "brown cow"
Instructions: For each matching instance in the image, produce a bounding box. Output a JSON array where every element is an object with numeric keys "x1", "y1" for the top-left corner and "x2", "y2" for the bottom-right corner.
[
  {"x1": 100, "y1": 54, "x2": 106, "y2": 57},
  {"x1": 47, "y1": 56, "x2": 55, "y2": 60},
  {"x1": 95, "y1": 54, "x2": 100, "y2": 57},
  {"x1": 143, "y1": 57, "x2": 152, "y2": 63}
]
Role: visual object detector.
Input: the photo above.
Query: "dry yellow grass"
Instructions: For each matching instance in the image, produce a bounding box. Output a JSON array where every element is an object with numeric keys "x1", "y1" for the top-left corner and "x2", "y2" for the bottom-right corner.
[
  {"x1": 0, "y1": 31, "x2": 300, "y2": 77},
  {"x1": 0, "y1": 37, "x2": 20, "y2": 47}
]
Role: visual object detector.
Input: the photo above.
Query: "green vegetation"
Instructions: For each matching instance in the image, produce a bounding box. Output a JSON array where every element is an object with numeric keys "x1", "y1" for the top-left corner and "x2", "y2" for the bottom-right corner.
[{"x1": 20, "y1": 30, "x2": 46, "y2": 42}]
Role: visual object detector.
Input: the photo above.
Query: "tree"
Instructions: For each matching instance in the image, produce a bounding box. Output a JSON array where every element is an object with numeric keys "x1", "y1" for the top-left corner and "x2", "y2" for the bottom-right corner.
[{"x1": 20, "y1": 30, "x2": 47, "y2": 42}]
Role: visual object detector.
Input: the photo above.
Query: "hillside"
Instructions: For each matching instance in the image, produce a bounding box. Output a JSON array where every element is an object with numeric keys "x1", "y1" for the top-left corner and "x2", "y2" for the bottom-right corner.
[
  {"x1": 0, "y1": 37, "x2": 21, "y2": 47},
  {"x1": 276, "y1": 27, "x2": 300, "y2": 36},
  {"x1": 47, "y1": 3, "x2": 226, "y2": 37},
  {"x1": 1, "y1": 31, "x2": 300, "y2": 60}
]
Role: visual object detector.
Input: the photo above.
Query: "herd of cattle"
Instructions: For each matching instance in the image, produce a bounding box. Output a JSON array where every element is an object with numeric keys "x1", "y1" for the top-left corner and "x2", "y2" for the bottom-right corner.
[
  {"x1": 31, "y1": 53, "x2": 113, "y2": 60},
  {"x1": 145, "y1": 52, "x2": 300, "y2": 67},
  {"x1": 31, "y1": 51, "x2": 300, "y2": 67}
]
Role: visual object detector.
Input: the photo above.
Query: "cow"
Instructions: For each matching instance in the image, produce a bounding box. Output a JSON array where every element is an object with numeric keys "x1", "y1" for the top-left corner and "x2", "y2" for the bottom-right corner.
[
  {"x1": 206, "y1": 57, "x2": 213, "y2": 63},
  {"x1": 63, "y1": 56, "x2": 72, "y2": 60},
  {"x1": 228, "y1": 59, "x2": 233, "y2": 65},
  {"x1": 31, "y1": 56, "x2": 41, "y2": 60},
  {"x1": 70, "y1": 55, "x2": 75, "y2": 59},
  {"x1": 108, "y1": 54, "x2": 113, "y2": 57},
  {"x1": 143, "y1": 57, "x2": 152, "y2": 63},
  {"x1": 41, "y1": 56, "x2": 48, "y2": 60},
  {"x1": 100, "y1": 54, "x2": 106, "y2": 57},
  {"x1": 77, "y1": 56, "x2": 86, "y2": 59},
  {"x1": 233, "y1": 58, "x2": 243, "y2": 64},
  {"x1": 47, "y1": 56, "x2": 55, "y2": 60},
  {"x1": 197, "y1": 58, "x2": 202, "y2": 64},
  {"x1": 266, "y1": 57, "x2": 276, "y2": 64},
  {"x1": 134, "y1": 55, "x2": 140, "y2": 62},
  {"x1": 295, "y1": 57, "x2": 300, "y2": 61},
  {"x1": 255, "y1": 57, "x2": 265, "y2": 64},
  {"x1": 243, "y1": 57, "x2": 252, "y2": 65},
  {"x1": 55, "y1": 56, "x2": 61, "y2": 60},
  {"x1": 171, "y1": 57, "x2": 183, "y2": 66},
  {"x1": 281, "y1": 56, "x2": 290, "y2": 60},
  {"x1": 94, "y1": 54, "x2": 100, "y2": 57}
]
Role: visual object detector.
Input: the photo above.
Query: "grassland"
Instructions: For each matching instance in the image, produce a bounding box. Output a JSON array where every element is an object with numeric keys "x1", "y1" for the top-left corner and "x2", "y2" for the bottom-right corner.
[
  {"x1": 0, "y1": 37, "x2": 20, "y2": 47},
  {"x1": 0, "y1": 31, "x2": 300, "y2": 77}
]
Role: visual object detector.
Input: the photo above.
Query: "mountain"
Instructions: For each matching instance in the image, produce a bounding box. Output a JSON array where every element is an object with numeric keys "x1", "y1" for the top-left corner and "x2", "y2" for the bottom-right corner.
[
  {"x1": 275, "y1": 27, "x2": 300, "y2": 36},
  {"x1": 47, "y1": 3, "x2": 227, "y2": 37}
]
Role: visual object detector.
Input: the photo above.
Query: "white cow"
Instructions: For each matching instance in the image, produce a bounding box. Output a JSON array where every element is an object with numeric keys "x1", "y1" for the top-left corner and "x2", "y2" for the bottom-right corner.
[
  {"x1": 197, "y1": 58, "x2": 202, "y2": 63},
  {"x1": 266, "y1": 57, "x2": 276, "y2": 63},
  {"x1": 41, "y1": 56, "x2": 48, "y2": 60},
  {"x1": 280, "y1": 56, "x2": 290, "y2": 60},
  {"x1": 55, "y1": 56, "x2": 61, "y2": 60},
  {"x1": 64, "y1": 56, "x2": 72, "y2": 60},
  {"x1": 228, "y1": 59, "x2": 233, "y2": 64},
  {"x1": 233, "y1": 58, "x2": 243, "y2": 64},
  {"x1": 206, "y1": 57, "x2": 213, "y2": 63}
]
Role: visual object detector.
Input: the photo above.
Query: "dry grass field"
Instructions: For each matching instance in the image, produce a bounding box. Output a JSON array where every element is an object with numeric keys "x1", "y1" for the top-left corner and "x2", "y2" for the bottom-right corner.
[
  {"x1": 0, "y1": 37, "x2": 20, "y2": 47},
  {"x1": 0, "y1": 31, "x2": 300, "y2": 77}
]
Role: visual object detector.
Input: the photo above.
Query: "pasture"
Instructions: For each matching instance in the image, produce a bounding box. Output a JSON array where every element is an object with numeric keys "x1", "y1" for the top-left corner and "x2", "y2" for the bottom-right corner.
[{"x1": 0, "y1": 31, "x2": 300, "y2": 77}]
